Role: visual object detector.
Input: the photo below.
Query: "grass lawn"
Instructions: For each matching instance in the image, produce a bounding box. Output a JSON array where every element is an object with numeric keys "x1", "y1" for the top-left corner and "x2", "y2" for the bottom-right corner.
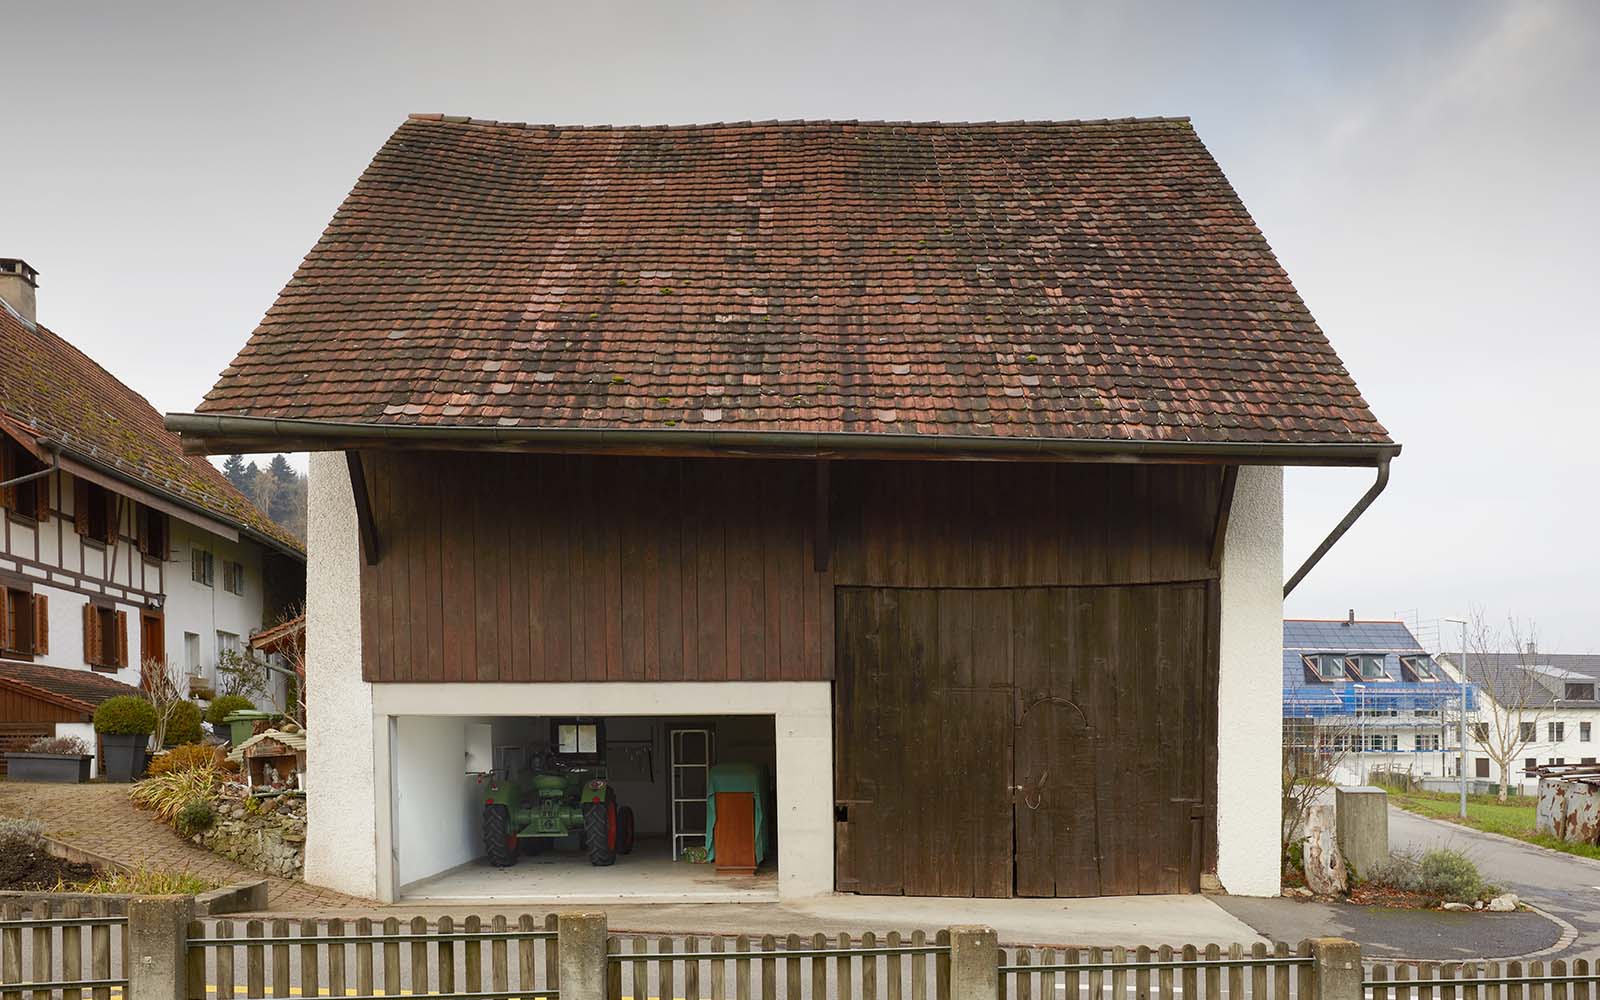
[{"x1": 1390, "y1": 789, "x2": 1600, "y2": 861}]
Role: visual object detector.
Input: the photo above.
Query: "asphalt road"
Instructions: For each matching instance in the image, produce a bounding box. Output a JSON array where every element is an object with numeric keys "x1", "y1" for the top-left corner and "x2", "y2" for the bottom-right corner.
[{"x1": 1387, "y1": 804, "x2": 1600, "y2": 957}]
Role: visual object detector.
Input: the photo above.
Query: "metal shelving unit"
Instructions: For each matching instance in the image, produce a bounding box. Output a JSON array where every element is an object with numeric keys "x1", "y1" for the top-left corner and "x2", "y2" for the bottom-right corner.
[{"x1": 670, "y1": 728, "x2": 714, "y2": 860}]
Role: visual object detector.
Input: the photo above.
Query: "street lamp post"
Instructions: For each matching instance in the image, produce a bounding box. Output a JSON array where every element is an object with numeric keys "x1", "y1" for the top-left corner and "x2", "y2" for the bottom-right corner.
[{"x1": 1445, "y1": 616, "x2": 1469, "y2": 819}]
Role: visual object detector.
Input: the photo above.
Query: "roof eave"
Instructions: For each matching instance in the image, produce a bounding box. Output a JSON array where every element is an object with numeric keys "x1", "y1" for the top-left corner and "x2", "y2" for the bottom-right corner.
[
  {"x1": 43, "y1": 433, "x2": 305, "y2": 562},
  {"x1": 165, "y1": 412, "x2": 1400, "y2": 468}
]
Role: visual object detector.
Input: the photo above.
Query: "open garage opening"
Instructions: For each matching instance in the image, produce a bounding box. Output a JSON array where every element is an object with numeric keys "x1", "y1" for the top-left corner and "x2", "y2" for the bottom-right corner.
[{"x1": 390, "y1": 713, "x2": 779, "y2": 903}]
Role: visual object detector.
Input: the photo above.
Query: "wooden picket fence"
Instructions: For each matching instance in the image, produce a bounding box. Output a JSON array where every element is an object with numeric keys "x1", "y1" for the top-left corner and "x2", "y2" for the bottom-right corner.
[
  {"x1": 1000, "y1": 941, "x2": 1315, "y2": 1000},
  {"x1": 606, "y1": 930, "x2": 951, "y2": 1000},
  {"x1": 1365, "y1": 959, "x2": 1600, "y2": 1000},
  {"x1": 183, "y1": 914, "x2": 559, "y2": 1000},
  {"x1": 0, "y1": 899, "x2": 129, "y2": 1000}
]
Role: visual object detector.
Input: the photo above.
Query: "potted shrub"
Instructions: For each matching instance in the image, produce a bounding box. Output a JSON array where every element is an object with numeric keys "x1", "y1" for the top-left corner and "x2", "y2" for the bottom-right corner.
[
  {"x1": 164, "y1": 700, "x2": 205, "y2": 746},
  {"x1": 4, "y1": 735, "x2": 94, "y2": 783},
  {"x1": 94, "y1": 695, "x2": 157, "y2": 782},
  {"x1": 205, "y1": 695, "x2": 255, "y2": 741}
]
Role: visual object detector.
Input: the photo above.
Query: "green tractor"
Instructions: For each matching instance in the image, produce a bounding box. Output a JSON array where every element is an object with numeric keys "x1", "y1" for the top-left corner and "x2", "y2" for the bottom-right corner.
[{"x1": 479, "y1": 723, "x2": 636, "y2": 868}]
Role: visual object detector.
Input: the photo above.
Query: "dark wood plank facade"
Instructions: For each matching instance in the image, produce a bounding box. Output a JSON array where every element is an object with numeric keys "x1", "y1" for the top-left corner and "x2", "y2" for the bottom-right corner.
[
  {"x1": 358, "y1": 453, "x2": 1227, "y2": 685},
  {"x1": 358, "y1": 452, "x2": 833, "y2": 684}
]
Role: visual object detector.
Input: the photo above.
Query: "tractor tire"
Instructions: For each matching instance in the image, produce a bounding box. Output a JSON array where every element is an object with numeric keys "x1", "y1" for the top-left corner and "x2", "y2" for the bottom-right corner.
[
  {"x1": 617, "y1": 805, "x2": 636, "y2": 855},
  {"x1": 483, "y1": 805, "x2": 518, "y2": 868},
  {"x1": 583, "y1": 791, "x2": 618, "y2": 867}
]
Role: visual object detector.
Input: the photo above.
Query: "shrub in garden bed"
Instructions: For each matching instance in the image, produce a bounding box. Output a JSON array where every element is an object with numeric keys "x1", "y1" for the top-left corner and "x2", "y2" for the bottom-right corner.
[
  {"x1": 148, "y1": 742, "x2": 233, "y2": 777},
  {"x1": 164, "y1": 701, "x2": 205, "y2": 746},
  {"x1": 1354, "y1": 848, "x2": 1497, "y2": 907},
  {"x1": 205, "y1": 695, "x2": 255, "y2": 726}
]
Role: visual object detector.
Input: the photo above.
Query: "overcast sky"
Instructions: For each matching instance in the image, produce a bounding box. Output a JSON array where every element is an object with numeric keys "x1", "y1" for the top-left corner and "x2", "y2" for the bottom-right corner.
[{"x1": 3, "y1": 1, "x2": 1595, "y2": 649}]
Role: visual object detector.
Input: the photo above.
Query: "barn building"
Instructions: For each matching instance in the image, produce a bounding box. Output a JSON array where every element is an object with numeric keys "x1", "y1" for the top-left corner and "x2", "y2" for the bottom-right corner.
[{"x1": 170, "y1": 115, "x2": 1396, "y2": 903}]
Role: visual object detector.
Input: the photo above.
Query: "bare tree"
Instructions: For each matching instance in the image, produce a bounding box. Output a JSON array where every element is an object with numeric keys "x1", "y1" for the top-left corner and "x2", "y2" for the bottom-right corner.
[
  {"x1": 1462, "y1": 611, "x2": 1550, "y2": 801},
  {"x1": 139, "y1": 657, "x2": 185, "y2": 750},
  {"x1": 1281, "y1": 715, "x2": 1356, "y2": 858}
]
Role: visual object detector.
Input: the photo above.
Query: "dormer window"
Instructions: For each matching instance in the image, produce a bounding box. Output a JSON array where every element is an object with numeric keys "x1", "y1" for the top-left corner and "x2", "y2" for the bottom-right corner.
[
  {"x1": 1353, "y1": 654, "x2": 1387, "y2": 681},
  {"x1": 1305, "y1": 654, "x2": 1347, "y2": 681},
  {"x1": 1565, "y1": 683, "x2": 1595, "y2": 701},
  {"x1": 1402, "y1": 655, "x2": 1440, "y2": 681}
]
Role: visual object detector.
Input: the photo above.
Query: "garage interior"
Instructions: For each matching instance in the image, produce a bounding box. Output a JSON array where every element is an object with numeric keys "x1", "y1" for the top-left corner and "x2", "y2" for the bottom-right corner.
[{"x1": 392, "y1": 713, "x2": 779, "y2": 902}]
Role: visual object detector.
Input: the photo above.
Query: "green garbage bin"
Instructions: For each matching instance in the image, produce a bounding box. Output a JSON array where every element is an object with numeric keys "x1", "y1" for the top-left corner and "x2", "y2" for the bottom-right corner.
[{"x1": 223, "y1": 710, "x2": 273, "y2": 747}]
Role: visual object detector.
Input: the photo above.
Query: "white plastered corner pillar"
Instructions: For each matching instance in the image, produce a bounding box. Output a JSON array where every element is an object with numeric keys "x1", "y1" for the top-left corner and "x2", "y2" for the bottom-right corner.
[
  {"x1": 303, "y1": 452, "x2": 379, "y2": 898},
  {"x1": 1216, "y1": 464, "x2": 1284, "y2": 897}
]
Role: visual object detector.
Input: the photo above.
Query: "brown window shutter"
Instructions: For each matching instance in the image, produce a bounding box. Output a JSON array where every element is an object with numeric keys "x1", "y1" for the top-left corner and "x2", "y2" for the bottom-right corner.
[
  {"x1": 1, "y1": 588, "x2": 14, "y2": 650},
  {"x1": 31, "y1": 594, "x2": 47, "y2": 656},
  {"x1": 73, "y1": 479, "x2": 90, "y2": 536},
  {"x1": 82, "y1": 602, "x2": 99, "y2": 665},
  {"x1": 114, "y1": 610, "x2": 129, "y2": 668},
  {"x1": 32, "y1": 474, "x2": 49, "y2": 523}
]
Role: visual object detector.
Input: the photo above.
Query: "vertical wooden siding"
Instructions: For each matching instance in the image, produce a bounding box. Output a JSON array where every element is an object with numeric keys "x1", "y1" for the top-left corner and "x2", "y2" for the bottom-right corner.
[
  {"x1": 359, "y1": 453, "x2": 833, "y2": 684},
  {"x1": 359, "y1": 455, "x2": 1225, "y2": 684},
  {"x1": 831, "y1": 462, "x2": 1224, "y2": 588}
]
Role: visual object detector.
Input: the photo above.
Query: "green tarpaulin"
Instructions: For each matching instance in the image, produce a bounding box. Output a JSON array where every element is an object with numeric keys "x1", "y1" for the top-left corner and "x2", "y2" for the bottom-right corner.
[{"x1": 703, "y1": 761, "x2": 768, "y2": 864}]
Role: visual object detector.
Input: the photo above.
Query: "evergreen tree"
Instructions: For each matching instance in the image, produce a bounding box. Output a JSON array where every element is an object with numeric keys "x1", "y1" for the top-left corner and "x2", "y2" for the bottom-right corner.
[
  {"x1": 221, "y1": 454, "x2": 248, "y2": 491},
  {"x1": 266, "y1": 455, "x2": 298, "y2": 528}
]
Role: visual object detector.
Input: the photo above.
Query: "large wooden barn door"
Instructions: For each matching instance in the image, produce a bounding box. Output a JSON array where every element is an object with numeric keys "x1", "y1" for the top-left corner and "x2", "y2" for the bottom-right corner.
[
  {"x1": 835, "y1": 583, "x2": 1209, "y2": 898},
  {"x1": 834, "y1": 589, "x2": 1014, "y2": 897}
]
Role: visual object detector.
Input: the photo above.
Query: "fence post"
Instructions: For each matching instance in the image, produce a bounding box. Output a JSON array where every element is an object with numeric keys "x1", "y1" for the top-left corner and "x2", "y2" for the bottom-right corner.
[
  {"x1": 949, "y1": 925, "x2": 999, "y2": 1000},
  {"x1": 557, "y1": 912, "x2": 608, "y2": 1000},
  {"x1": 1311, "y1": 938, "x2": 1363, "y2": 1000},
  {"x1": 128, "y1": 895, "x2": 195, "y2": 1000}
]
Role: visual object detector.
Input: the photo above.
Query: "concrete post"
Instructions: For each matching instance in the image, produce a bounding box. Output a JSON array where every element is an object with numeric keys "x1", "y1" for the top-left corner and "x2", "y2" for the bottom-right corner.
[
  {"x1": 1310, "y1": 938, "x2": 1363, "y2": 1000},
  {"x1": 1334, "y1": 786, "x2": 1389, "y2": 878},
  {"x1": 127, "y1": 896, "x2": 195, "y2": 1000},
  {"x1": 557, "y1": 912, "x2": 608, "y2": 1000},
  {"x1": 949, "y1": 925, "x2": 1000, "y2": 1000}
]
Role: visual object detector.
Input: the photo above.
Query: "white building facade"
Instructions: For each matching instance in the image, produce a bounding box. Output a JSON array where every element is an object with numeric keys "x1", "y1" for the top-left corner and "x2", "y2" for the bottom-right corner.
[{"x1": 1, "y1": 259, "x2": 304, "y2": 769}]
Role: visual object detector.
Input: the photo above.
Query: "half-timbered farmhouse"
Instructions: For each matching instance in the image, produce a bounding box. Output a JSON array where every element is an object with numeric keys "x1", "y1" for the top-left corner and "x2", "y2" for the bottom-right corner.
[
  {"x1": 171, "y1": 116, "x2": 1396, "y2": 903},
  {"x1": 1, "y1": 260, "x2": 305, "y2": 773}
]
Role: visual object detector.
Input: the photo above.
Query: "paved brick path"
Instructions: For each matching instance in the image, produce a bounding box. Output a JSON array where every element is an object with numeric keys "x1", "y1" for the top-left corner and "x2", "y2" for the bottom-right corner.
[{"x1": 0, "y1": 782, "x2": 369, "y2": 911}]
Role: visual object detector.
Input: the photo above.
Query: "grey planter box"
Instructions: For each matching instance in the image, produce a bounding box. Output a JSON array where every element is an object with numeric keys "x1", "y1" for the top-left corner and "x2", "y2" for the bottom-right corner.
[
  {"x1": 5, "y1": 752, "x2": 93, "y2": 783},
  {"x1": 100, "y1": 733, "x2": 149, "y2": 782}
]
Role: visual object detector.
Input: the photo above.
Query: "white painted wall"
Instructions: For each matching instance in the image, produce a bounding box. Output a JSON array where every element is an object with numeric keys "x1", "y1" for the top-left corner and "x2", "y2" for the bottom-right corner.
[
  {"x1": 1216, "y1": 465, "x2": 1284, "y2": 897},
  {"x1": 367, "y1": 682, "x2": 835, "y2": 903},
  {"x1": 53, "y1": 720, "x2": 99, "y2": 778},
  {"x1": 392, "y1": 715, "x2": 490, "y2": 887},
  {"x1": 302, "y1": 452, "x2": 378, "y2": 898}
]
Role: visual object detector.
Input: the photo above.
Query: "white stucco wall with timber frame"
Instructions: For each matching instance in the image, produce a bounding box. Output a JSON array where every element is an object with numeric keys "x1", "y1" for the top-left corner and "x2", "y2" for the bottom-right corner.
[{"x1": 305, "y1": 453, "x2": 1286, "y2": 902}]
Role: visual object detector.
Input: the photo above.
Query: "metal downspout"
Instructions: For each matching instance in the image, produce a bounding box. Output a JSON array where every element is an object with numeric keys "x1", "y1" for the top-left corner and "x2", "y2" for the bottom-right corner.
[{"x1": 1283, "y1": 455, "x2": 1392, "y2": 597}]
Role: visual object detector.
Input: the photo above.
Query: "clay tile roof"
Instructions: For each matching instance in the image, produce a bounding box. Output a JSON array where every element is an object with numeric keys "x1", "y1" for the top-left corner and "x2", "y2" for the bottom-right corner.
[
  {"x1": 0, "y1": 659, "x2": 141, "y2": 713},
  {"x1": 193, "y1": 115, "x2": 1391, "y2": 451},
  {"x1": 0, "y1": 304, "x2": 303, "y2": 555}
]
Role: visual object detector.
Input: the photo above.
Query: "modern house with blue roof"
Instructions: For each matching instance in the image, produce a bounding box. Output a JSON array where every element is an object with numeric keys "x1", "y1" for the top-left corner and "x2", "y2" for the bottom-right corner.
[{"x1": 1284, "y1": 617, "x2": 1475, "y2": 785}]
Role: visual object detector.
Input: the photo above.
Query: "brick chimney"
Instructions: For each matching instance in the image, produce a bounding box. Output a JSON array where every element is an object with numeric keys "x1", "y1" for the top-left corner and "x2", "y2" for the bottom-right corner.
[{"x1": 0, "y1": 258, "x2": 39, "y2": 326}]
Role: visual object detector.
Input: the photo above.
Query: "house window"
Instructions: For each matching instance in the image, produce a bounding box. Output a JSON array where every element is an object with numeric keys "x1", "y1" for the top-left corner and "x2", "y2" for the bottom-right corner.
[
  {"x1": 1306, "y1": 654, "x2": 1346, "y2": 681},
  {"x1": 1583, "y1": 722, "x2": 1592, "y2": 743},
  {"x1": 1416, "y1": 734, "x2": 1441, "y2": 752},
  {"x1": 1, "y1": 584, "x2": 47, "y2": 657},
  {"x1": 137, "y1": 507, "x2": 170, "y2": 560},
  {"x1": 73, "y1": 479, "x2": 115, "y2": 544},
  {"x1": 1353, "y1": 655, "x2": 1387, "y2": 681},
  {"x1": 82, "y1": 601, "x2": 127, "y2": 670},
  {"x1": 1584, "y1": 758, "x2": 1597, "y2": 766},
  {"x1": 1403, "y1": 655, "x2": 1440, "y2": 680},
  {"x1": 0, "y1": 439, "x2": 49, "y2": 522},
  {"x1": 1566, "y1": 683, "x2": 1595, "y2": 701},
  {"x1": 1366, "y1": 734, "x2": 1398, "y2": 752},
  {"x1": 551, "y1": 718, "x2": 604, "y2": 759},
  {"x1": 1525, "y1": 757, "x2": 1539, "y2": 774},
  {"x1": 1520, "y1": 722, "x2": 1537, "y2": 742},
  {"x1": 222, "y1": 560, "x2": 245, "y2": 596},
  {"x1": 216, "y1": 630, "x2": 240, "y2": 665},
  {"x1": 183, "y1": 632, "x2": 201, "y2": 676},
  {"x1": 1476, "y1": 758, "x2": 1490, "y2": 778},
  {"x1": 1550, "y1": 722, "x2": 1565, "y2": 742},
  {"x1": 1553, "y1": 758, "x2": 1567, "y2": 766},
  {"x1": 192, "y1": 548, "x2": 214, "y2": 587},
  {"x1": 1471, "y1": 722, "x2": 1490, "y2": 742}
]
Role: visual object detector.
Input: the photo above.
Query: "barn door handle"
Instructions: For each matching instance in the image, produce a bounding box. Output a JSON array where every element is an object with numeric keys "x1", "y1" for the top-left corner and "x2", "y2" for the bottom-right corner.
[{"x1": 1008, "y1": 784, "x2": 1025, "y2": 792}]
